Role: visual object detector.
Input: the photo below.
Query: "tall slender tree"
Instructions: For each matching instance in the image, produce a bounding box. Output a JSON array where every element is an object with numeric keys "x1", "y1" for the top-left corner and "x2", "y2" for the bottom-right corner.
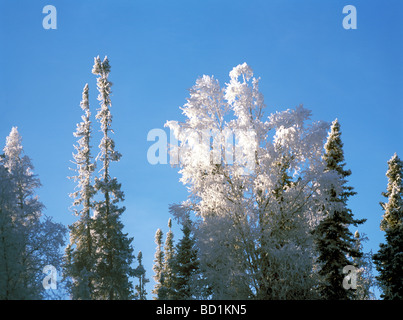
[
  {"x1": 373, "y1": 153, "x2": 403, "y2": 299},
  {"x1": 313, "y1": 119, "x2": 365, "y2": 300},
  {"x1": 64, "y1": 84, "x2": 96, "y2": 299},
  {"x1": 351, "y1": 231, "x2": 375, "y2": 300},
  {"x1": 152, "y1": 228, "x2": 165, "y2": 299},
  {"x1": 91, "y1": 56, "x2": 135, "y2": 300},
  {"x1": 134, "y1": 251, "x2": 149, "y2": 300},
  {"x1": 162, "y1": 218, "x2": 175, "y2": 299}
]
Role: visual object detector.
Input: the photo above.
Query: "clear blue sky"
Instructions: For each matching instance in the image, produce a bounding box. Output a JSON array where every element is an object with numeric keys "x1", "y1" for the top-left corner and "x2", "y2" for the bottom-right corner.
[{"x1": 1, "y1": 0, "x2": 402, "y2": 299}]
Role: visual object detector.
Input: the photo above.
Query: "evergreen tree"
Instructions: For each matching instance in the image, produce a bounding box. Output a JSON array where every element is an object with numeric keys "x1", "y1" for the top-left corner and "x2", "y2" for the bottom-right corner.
[
  {"x1": 91, "y1": 56, "x2": 135, "y2": 300},
  {"x1": 313, "y1": 119, "x2": 365, "y2": 300},
  {"x1": 171, "y1": 212, "x2": 199, "y2": 300},
  {"x1": 351, "y1": 231, "x2": 375, "y2": 300},
  {"x1": 0, "y1": 127, "x2": 66, "y2": 299},
  {"x1": 134, "y1": 251, "x2": 149, "y2": 300},
  {"x1": 64, "y1": 84, "x2": 96, "y2": 299},
  {"x1": 163, "y1": 218, "x2": 175, "y2": 299},
  {"x1": 373, "y1": 153, "x2": 403, "y2": 299},
  {"x1": 152, "y1": 228, "x2": 164, "y2": 299},
  {"x1": 0, "y1": 163, "x2": 25, "y2": 299},
  {"x1": 2, "y1": 127, "x2": 42, "y2": 223}
]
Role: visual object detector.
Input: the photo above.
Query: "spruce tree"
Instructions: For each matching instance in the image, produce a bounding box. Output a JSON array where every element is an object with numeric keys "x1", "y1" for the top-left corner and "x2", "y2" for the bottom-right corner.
[
  {"x1": 351, "y1": 231, "x2": 375, "y2": 300},
  {"x1": 91, "y1": 56, "x2": 135, "y2": 300},
  {"x1": 2, "y1": 127, "x2": 42, "y2": 223},
  {"x1": 163, "y1": 218, "x2": 175, "y2": 299},
  {"x1": 373, "y1": 153, "x2": 403, "y2": 299},
  {"x1": 152, "y1": 228, "x2": 165, "y2": 299},
  {"x1": 171, "y1": 214, "x2": 199, "y2": 300},
  {"x1": 313, "y1": 119, "x2": 365, "y2": 300},
  {"x1": 64, "y1": 84, "x2": 96, "y2": 299},
  {"x1": 134, "y1": 251, "x2": 149, "y2": 300},
  {"x1": 1, "y1": 127, "x2": 66, "y2": 299},
  {"x1": 0, "y1": 162, "x2": 25, "y2": 299}
]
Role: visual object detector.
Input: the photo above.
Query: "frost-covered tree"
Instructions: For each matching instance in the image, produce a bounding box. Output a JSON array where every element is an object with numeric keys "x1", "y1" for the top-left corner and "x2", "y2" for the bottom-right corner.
[
  {"x1": 152, "y1": 228, "x2": 165, "y2": 299},
  {"x1": 170, "y1": 205, "x2": 199, "y2": 300},
  {"x1": 0, "y1": 163, "x2": 25, "y2": 299},
  {"x1": 351, "y1": 231, "x2": 375, "y2": 300},
  {"x1": 2, "y1": 127, "x2": 42, "y2": 223},
  {"x1": 134, "y1": 251, "x2": 149, "y2": 300},
  {"x1": 313, "y1": 119, "x2": 365, "y2": 300},
  {"x1": 165, "y1": 63, "x2": 332, "y2": 299},
  {"x1": 91, "y1": 56, "x2": 135, "y2": 300},
  {"x1": 151, "y1": 220, "x2": 176, "y2": 300},
  {"x1": 373, "y1": 153, "x2": 403, "y2": 300},
  {"x1": 0, "y1": 127, "x2": 66, "y2": 299},
  {"x1": 162, "y1": 218, "x2": 176, "y2": 299},
  {"x1": 64, "y1": 83, "x2": 97, "y2": 300}
]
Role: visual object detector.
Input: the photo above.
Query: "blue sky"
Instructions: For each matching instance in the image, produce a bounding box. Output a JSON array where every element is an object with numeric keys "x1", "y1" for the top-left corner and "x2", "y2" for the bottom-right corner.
[{"x1": 0, "y1": 0, "x2": 402, "y2": 299}]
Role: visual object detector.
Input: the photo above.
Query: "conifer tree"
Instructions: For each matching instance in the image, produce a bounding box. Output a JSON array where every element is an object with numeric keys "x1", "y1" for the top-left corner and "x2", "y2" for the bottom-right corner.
[
  {"x1": 0, "y1": 127, "x2": 66, "y2": 299},
  {"x1": 2, "y1": 127, "x2": 42, "y2": 223},
  {"x1": 171, "y1": 213, "x2": 199, "y2": 300},
  {"x1": 351, "y1": 231, "x2": 375, "y2": 300},
  {"x1": 1, "y1": 128, "x2": 36, "y2": 298},
  {"x1": 152, "y1": 228, "x2": 164, "y2": 299},
  {"x1": 313, "y1": 119, "x2": 365, "y2": 300},
  {"x1": 91, "y1": 56, "x2": 135, "y2": 300},
  {"x1": 373, "y1": 153, "x2": 403, "y2": 299},
  {"x1": 162, "y1": 218, "x2": 175, "y2": 299},
  {"x1": 64, "y1": 84, "x2": 96, "y2": 299},
  {"x1": 134, "y1": 251, "x2": 149, "y2": 300},
  {"x1": 0, "y1": 163, "x2": 25, "y2": 299}
]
